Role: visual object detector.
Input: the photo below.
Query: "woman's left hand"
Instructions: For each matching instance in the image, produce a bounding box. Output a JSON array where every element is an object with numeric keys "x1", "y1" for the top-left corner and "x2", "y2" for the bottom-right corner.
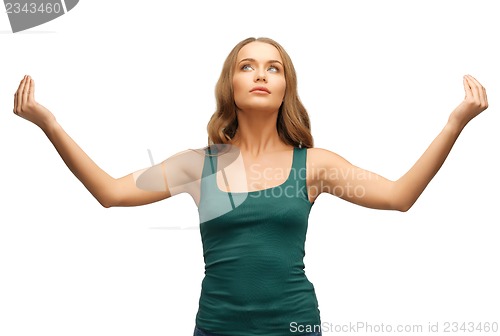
[{"x1": 449, "y1": 75, "x2": 488, "y2": 129}]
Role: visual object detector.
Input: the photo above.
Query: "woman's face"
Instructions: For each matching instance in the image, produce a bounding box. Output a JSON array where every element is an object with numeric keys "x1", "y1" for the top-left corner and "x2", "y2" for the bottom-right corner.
[{"x1": 232, "y1": 41, "x2": 286, "y2": 114}]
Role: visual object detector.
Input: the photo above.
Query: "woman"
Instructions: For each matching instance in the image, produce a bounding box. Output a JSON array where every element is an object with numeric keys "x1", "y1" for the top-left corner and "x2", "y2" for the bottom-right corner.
[{"x1": 13, "y1": 37, "x2": 488, "y2": 335}]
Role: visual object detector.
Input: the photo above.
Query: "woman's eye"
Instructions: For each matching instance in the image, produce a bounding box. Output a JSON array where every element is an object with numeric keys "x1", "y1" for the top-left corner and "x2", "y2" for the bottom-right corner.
[
  {"x1": 241, "y1": 64, "x2": 279, "y2": 72},
  {"x1": 268, "y1": 66, "x2": 279, "y2": 73}
]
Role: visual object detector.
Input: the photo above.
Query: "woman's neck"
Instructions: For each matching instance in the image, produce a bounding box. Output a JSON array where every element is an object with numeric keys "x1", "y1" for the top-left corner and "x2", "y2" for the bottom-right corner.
[{"x1": 230, "y1": 109, "x2": 290, "y2": 156}]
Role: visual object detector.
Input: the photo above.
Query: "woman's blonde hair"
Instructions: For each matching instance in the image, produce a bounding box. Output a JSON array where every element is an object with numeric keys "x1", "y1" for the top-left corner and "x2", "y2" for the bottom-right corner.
[{"x1": 206, "y1": 37, "x2": 314, "y2": 148}]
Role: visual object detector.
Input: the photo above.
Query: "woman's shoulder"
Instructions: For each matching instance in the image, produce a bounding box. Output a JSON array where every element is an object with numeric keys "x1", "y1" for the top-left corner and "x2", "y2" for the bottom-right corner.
[
  {"x1": 306, "y1": 147, "x2": 346, "y2": 167},
  {"x1": 306, "y1": 146, "x2": 336, "y2": 156}
]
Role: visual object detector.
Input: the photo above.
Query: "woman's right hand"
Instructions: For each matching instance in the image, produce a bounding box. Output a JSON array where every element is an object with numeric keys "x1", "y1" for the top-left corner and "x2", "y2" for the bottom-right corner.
[
  {"x1": 11, "y1": 75, "x2": 177, "y2": 208},
  {"x1": 13, "y1": 75, "x2": 56, "y2": 130}
]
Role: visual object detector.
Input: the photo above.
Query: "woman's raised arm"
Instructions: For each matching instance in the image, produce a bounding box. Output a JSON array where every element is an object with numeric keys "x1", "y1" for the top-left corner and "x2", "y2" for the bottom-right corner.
[
  {"x1": 309, "y1": 75, "x2": 489, "y2": 211},
  {"x1": 13, "y1": 75, "x2": 172, "y2": 208}
]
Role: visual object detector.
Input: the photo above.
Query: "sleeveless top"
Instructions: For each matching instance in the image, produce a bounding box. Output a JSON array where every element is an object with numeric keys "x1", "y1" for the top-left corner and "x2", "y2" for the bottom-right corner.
[{"x1": 196, "y1": 146, "x2": 321, "y2": 335}]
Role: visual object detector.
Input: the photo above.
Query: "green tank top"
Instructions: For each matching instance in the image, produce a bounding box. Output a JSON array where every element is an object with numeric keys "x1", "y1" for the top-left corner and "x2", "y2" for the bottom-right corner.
[{"x1": 196, "y1": 146, "x2": 321, "y2": 335}]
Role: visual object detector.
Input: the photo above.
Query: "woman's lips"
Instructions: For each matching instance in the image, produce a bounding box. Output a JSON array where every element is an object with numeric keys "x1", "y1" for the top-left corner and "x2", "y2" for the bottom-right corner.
[{"x1": 250, "y1": 86, "x2": 271, "y2": 94}]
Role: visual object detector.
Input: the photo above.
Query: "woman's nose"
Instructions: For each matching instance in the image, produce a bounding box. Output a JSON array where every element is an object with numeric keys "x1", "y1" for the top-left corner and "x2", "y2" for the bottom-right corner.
[{"x1": 254, "y1": 68, "x2": 267, "y2": 82}]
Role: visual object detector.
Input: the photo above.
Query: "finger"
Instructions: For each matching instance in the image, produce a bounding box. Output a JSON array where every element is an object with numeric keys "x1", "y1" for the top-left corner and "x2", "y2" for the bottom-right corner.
[
  {"x1": 16, "y1": 75, "x2": 26, "y2": 92},
  {"x1": 482, "y1": 86, "x2": 488, "y2": 107},
  {"x1": 470, "y1": 75, "x2": 487, "y2": 106},
  {"x1": 465, "y1": 75, "x2": 480, "y2": 102},
  {"x1": 467, "y1": 75, "x2": 486, "y2": 105},
  {"x1": 29, "y1": 76, "x2": 35, "y2": 101},
  {"x1": 466, "y1": 74, "x2": 483, "y2": 88},
  {"x1": 15, "y1": 75, "x2": 27, "y2": 113},
  {"x1": 13, "y1": 91, "x2": 17, "y2": 114},
  {"x1": 463, "y1": 75, "x2": 472, "y2": 99},
  {"x1": 466, "y1": 74, "x2": 481, "y2": 84},
  {"x1": 22, "y1": 76, "x2": 31, "y2": 106}
]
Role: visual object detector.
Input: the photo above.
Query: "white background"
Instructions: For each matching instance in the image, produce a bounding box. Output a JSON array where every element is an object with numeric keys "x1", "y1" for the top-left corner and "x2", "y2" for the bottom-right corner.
[{"x1": 1, "y1": 1, "x2": 499, "y2": 335}]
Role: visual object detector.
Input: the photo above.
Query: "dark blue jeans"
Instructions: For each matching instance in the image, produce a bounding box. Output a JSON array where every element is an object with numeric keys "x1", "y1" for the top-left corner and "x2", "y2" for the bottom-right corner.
[{"x1": 193, "y1": 326, "x2": 322, "y2": 336}]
